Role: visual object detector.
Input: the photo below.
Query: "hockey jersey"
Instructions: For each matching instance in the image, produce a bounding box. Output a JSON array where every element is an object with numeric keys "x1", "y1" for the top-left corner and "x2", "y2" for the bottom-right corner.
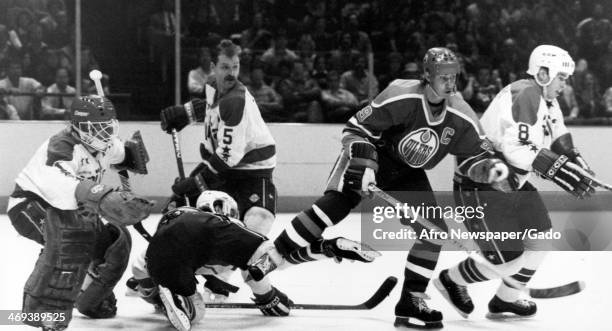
[
  {"x1": 343, "y1": 79, "x2": 491, "y2": 175},
  {"x1": 11, "y1": 129, "x2": 125, "y2": 210},
  {"x1": 198, "y1": 81, "x2": 276, "y2": 175},
  {"x1": 480, "y1": 79, "x2": 569, "y2": 187}
]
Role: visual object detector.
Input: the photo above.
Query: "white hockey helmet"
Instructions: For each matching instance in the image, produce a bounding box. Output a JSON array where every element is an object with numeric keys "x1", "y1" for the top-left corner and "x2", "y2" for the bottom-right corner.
[
  {"x1": 526, "y1": 45, "x2": 575, "y2": 86},
  {"x1": 196, "y1": 190, "x2": 239, "y2": 218}
]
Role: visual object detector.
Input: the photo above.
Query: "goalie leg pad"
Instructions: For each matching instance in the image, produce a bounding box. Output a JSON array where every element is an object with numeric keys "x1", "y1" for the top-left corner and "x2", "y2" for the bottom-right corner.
[
  {"x1": 76, "y1": 223, "x2": 132, "y2": 318},
  {"x1": 22, "y1": 208, "x2": 98, "y2": 328}
]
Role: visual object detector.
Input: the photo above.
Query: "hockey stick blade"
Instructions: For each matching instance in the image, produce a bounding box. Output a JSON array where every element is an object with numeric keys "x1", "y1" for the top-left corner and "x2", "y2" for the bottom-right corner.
[
  {"x1": 207, "y1": 276, "x2": 398, "y2": 310},
  {"x1": 529, "y1": 280, "x2": 585, "y2": 299}
]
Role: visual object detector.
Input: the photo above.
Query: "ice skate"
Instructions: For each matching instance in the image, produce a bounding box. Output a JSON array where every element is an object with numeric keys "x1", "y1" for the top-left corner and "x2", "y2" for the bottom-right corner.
[
  {"x1": 433, "y1": 269, "x2": 474, "y2": 318},
  {"x1": 394, "y1": 292, "x2": 443, "y2": 329},
  {"x1": 486, "y1": 295, "x2": 537, "y2": 320}
]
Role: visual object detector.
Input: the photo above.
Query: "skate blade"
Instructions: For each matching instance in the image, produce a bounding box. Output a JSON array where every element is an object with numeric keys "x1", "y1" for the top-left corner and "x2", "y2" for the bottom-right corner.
[
  {"x1": 486, "y1": 311, "x2": 536, "y2": 321},
  {"x1": 336, "y1": 239, "x2": 382, "y2": 262},
  {"x1": 432, "y1": 278, "x2": 470, "y2": 319},
  {"x1": 158, "y1": 286, "x2": 191, "y2": 331},
  {"x1": 394, "y1": 317, "x2": 443, "y2": 329}
]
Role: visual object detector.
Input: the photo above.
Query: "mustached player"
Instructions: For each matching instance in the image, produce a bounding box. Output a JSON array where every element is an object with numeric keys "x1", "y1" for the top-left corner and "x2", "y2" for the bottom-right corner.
[
  {"x1": 434, "y1": 45, "x2": 596, "y2": 320},
  {"x1": 135, "y1": 191, "x2": 376, "y2": 331},
  {"x1": 6, "y1": 95, "x2": 153, "y2": 330},
  {"x1": 261, "y1": 47, "x2": 508, "y2": 329}
]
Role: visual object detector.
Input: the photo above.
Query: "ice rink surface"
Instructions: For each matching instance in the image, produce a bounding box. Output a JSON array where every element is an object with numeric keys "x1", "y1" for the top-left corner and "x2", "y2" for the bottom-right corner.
[{"x1": 1, "y1": 212, "x2": 610, "y2": 331}]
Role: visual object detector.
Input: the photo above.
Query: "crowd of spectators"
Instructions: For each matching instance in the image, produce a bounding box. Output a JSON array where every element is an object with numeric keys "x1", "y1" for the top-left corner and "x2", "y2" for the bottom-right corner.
[
  {"x1": 0, "y1": 0, "x2": 105, "y2": 120},
  {"x1": 174, "y1": 0, "x2": 612, "y2": 122}
]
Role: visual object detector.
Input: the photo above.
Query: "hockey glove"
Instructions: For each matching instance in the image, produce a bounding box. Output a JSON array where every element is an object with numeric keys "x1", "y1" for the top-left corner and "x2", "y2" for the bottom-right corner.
[
  {"x1": 76, "y1": 180, "x2": 155, "y2": 226},
  {"x1": 171, "y1": 174, "x2": 207, "y2": 198},
  {"x1": 343, "y1": 141, "x2": 378, "y2": 193},
  {"x1": 160, "y1": 99, "x2": 206, "y2": 133},
  {"x1": 551, "y1": 133, "x2": 595, "y2": 175},
  {"x1": 532, "y1": 148, "x2": 596, "y2": 199},
  {"x1": 252, "y1": 286, "x2": 293, "y2": 316},
  {"x1": 202, "y1": 275, "x2": 240, "y2": 302}
]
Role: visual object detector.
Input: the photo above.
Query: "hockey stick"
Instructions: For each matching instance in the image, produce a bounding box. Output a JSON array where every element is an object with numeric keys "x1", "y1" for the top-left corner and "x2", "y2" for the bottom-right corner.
[
  {"x1": 205, "y1": 276, "x2": 397, "y2": 310},
  {"x1": 368, "y1": 184, "x2": 585, "y2": 299},
  {"x1": 171, "y1": 128, "x2": 190, "y2": 206},
  {"x1": 565, "y1": 162, "x2": 612, "y2": 191},
  {"x1": 90, "y1": 69, "x2": 153, "y2": 242}
]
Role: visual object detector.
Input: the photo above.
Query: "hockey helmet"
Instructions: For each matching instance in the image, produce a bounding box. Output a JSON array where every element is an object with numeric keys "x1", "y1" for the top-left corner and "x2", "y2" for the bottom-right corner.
[
  {"x1": 70, "y1": 95, "x2": 118, "y2": 152},
  {"x1": 196, "y1": 190, "x2": 239, "y2": 218},
  {"x1": 526, "y1": 45, "x2": 575, "y2": 86},
  {"x1": 423, "y1": 47, "x2": 460, "y2": 81}
]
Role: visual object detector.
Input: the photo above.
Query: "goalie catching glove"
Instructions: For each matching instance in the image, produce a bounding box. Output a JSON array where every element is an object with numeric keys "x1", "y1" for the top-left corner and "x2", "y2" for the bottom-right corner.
[
  {"x1": 532, "y1": 148, "x2": 596, "y2": 198},
  {"x1": 171, "y1": 162, "x2": 224, "y2": 198},
  {"x1": 252, "y1": 286, "x2": 293, "y2": 317},
  {"x1": 113, "y1": 130, "x2": 150, "y2": 174},
  {"x1": 76, "y1": 180, "x2": 154, "y2": 226}
]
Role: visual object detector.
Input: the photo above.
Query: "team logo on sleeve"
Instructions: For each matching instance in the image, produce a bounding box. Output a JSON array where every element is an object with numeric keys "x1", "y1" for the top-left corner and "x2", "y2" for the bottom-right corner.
[
  {"x1": 397, "y1": 128, "x2": 439, "y2": 167},
  {"x1": 356, "y1": 106, "x2": 373, "y2": 122}
]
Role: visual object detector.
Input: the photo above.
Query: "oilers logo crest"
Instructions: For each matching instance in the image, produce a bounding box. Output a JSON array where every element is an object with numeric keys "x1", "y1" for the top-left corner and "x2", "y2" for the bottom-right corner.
[{"x1": 397, "y1": 128, "x2": 439, "y2": 167}]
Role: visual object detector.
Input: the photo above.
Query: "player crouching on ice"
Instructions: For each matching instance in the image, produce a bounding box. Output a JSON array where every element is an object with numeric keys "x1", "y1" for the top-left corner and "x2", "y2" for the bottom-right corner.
[
  {"x1": 434, "y1": 45, "x2": 597, "y2": 320},
  {"x1": 6, "y1": 95, "x2": 154, "y2": 331},
  {"x1": 129, "y1": 190, "x2": 378, "y2": 331}
]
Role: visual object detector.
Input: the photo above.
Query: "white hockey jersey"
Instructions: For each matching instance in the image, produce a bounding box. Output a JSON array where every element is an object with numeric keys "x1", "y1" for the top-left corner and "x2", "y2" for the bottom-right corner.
[
  {"x1": 480, "y1": 79, "x2": 569, "y2": 187},
  {"x1": 201, "y1": 81, "x2": 276, "y2": 175},
  {"x1": 11, "y1": 128, "x2": 125, "y2": 210}
]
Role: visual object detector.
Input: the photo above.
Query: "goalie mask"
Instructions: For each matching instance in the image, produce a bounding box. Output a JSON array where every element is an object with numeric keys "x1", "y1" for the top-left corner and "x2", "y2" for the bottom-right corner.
[
  {"x1": 70, "y1": 95, "x2": 118, "y2": 152},
  {"x1": 196, "y1": 191, "x2": 239, "y2": 218}
]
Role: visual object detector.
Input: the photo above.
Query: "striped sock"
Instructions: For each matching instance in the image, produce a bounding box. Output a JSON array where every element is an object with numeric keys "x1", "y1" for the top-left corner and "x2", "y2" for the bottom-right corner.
[{"x1": 448, "y1": 257, "x2": 492, "y2": 286}]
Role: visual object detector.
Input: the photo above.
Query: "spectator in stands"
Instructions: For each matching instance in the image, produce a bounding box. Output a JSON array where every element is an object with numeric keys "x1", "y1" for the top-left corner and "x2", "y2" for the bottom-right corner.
[
  {"x1": 466, "y1": 66, "x2": 499, "y2": 114},
  {"x1": 0, "y1": 95, "x2": 19, "y2": 120},
  {"x1": 576, "y1": 3, "x2": 612, "y2": 65},
  {"x1": 276, "y1": 59, "x2": 323, "y2": 122},
  {"x1": 297, "y1": 33, "x2": 316, "y2": 61},
  {"x1": 343, "y1": 13, "x2": 371, "y2": 53},
  {"x1": 41, "y1": 67, "x2": 74, "y2": 119},
  {"x1": 260, "y1": 33, "x2": 299, "y2": 73},
  {"x1": 312, "y1": 17, "x2": 334, "y2": 51},
  {"x1": 13, "y1": 8, "x2": 34, "y2": 47},
  {"x1": 148, "y1": 0, "x2": 178, "y2": 82},
  {"x1": 339, "y1": 54, "x2": 379, "y2": 107},
  {"x1": 24, "y1": 23, "x2": 48, "y2": 67},
  {"x1": 558, "y1": 82, "x2": 580, "y2": 120},
  {"x1": 44, "y1": 10, "x2": 70, "y2": 48},
  {"x1": 34, "y1": 48, "x2": 60, "y2": 87},
  {"x1": 320, "y1": 70, "x2": 358, "y2": 123},
  {"x1": 602, "y1": 87, "x2": 612, "y2": 117},
  {"x1": 0, "y1": 60, "x2": 44, "y2": 120},
  {"x1": 238, "y1": 48, "x2": 253, "y2": 87},
  {"x1": 598, "y1": 40, "x2": 612, "y2": 89},
  {"x1": 379, "y1": 52, "x2": 403, "y2": 89},
  {"x1": 310, "y1": 54, "x2": 329, "y2": 89},
  {"x1": 329, "y1": 32, "x2": 360, "y2": 72},
  {"x1": 576, "y1": 71, "x2": 602, "y2": 118},
  {"x1": 0, "y1": 25, "x2": 14, "y2": 73},
  {"x1": 401, "y1": 62, "x2": 420, "y2": 80},
  {"x1": 187, "y1": 47, "x2": 213, "y2": 98},
  {"x1": 247, "y1": 66, "x2": 283, "y2": 122},
  {"x1": 240, "y1": 12, "x2": 271, "y2": 51}
]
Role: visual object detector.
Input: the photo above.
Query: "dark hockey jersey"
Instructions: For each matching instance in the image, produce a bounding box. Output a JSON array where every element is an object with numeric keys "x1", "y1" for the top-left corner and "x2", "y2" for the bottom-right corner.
[{"x1": 343, "y1": 79, "x2": 492, "y2": 175}]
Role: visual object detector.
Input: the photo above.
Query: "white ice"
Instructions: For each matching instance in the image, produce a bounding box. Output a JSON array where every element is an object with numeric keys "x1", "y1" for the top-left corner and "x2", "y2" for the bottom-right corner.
[{"x1": 1, "y1": 213, "x2": 610, "y2": 331}]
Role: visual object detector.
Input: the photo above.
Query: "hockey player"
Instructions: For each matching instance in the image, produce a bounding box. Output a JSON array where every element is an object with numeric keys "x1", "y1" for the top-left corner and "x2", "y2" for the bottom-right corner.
[
  {"x1": 159, "y1": 39, "x2": 276, "y2": 237},
  {"x1": 434, "y1": 45, "x2": 597, "y2": 320},
  {"x1": 137, "y1": 191, "x2": 376, "y2": 331},
  {"x1": 254, "y1": 47, "x2": 509, "y2": 329},
  {"x1": 6, "y1": 95, "x2": 154, "y2": 330}
]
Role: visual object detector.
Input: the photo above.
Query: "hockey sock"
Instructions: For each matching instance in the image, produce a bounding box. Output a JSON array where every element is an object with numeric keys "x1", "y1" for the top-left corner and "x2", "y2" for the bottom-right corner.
[
  {"x1": 496, "y1": 251, "x2": 546, "y2": 302},
  {"x1": 274, "y1": 191, "x2": 354, "y2": 256}
]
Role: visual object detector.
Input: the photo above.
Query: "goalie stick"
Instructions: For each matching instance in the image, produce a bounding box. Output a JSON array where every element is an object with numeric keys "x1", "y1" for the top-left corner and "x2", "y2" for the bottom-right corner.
[
  {"x1": 89, "y1": 69, "x2": 153, "y2": 241},
  {"x1": 206, "y1": 276, "x2": 397, "y2": 310},
  {"x1": 171, "y1": 128, "x2": 190, "y2": 206},
  {"x1": 368, "y1": 184, "x2": 585, "y2": 299}
]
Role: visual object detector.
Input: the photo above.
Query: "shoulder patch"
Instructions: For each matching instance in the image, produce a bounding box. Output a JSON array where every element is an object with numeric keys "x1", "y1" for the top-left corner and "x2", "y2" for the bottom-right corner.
[
  {"x1": 355, "y1": 105, "x2": 373, "y2": 122},
  {"x1": 46, "y1": 129, "x2": 78, "y2": 166},
  {"x1": 510, "y1": 80, "x2": 540, "y2": 125},
  {"x1": 219, "y1": 93, "x2": 246, "y2": 126}
]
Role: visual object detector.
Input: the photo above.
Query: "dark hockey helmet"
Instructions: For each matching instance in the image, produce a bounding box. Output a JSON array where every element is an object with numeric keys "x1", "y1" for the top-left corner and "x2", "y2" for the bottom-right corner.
[
  {"x1": 70, "y1": 95, "x2": 118, "y2": 152},
  {"x1": 423, "y1": 47, "x2": 460, "y2": 81}
]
